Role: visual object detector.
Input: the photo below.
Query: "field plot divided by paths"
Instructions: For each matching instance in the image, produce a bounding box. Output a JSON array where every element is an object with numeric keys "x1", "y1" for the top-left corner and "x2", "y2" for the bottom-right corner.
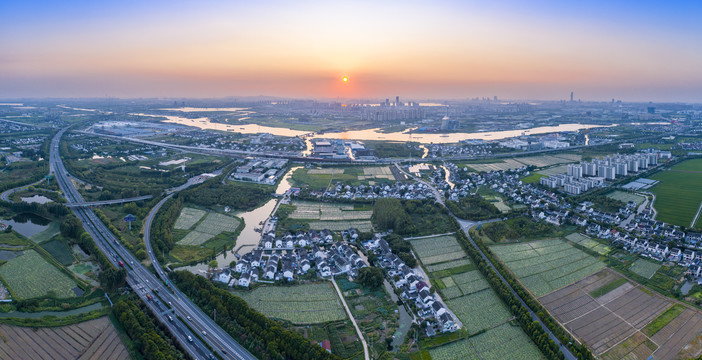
[
  {"x1": 409, "y1": 235, "x2": 465, "y2": 265},
  {"x1": 629, "y1": 259, "x2": 661, "y2": 279},
  {"x1": 233, "y1": 283, "x2": 347, "y2": 324},
  {"x1": 490, "y1": 238, "x2": 605, "y2": 297},
  {"x1": 429, "y1": 322, "x2": 544, "y2": 360},
  {"x1": 359, "y1": 166, "x2": 394, "y2": 180},
  {"x1": 0, "y1": 317, "x2": 130, "y2": 360},
  {"x1": 606, "y1": 190, "x2": 646, "y2": 206},
  {"x1": 650, "y1": 159, "x2": 702, "y2": 227},
  {"x1": 178, "y1": 212, "x2": 241, "y2": 246},
  {"x1": 565, "y1": 233, "x2": 611, "y2": 255},
  {"x1": 174, "y1": 207, "x2": 206, "y2": 230},
  {"x1": 0, "y1": 250, "x2": 78, "y2": 299},
  {"x1": 538, "y1": 268, "x2": 702, "y2": 359}
]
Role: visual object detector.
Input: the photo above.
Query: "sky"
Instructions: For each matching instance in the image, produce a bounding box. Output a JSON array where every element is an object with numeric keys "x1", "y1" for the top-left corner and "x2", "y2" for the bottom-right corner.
[{"x1": 1, "y1": 0, "x2": 702, "y2": 101}]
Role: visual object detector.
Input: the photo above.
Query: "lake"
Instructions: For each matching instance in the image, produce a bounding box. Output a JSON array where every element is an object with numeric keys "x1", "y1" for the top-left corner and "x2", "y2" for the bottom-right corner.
[
  {"x1": 3, "y1": 213, "x2": 51, "y2": 239},
  {"x1": 20, "y1": 194, "x2": 53, "y2": 204}
]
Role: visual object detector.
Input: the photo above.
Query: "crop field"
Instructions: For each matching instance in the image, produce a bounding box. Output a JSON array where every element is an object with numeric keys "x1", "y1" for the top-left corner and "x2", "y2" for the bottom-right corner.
[
  {"x1": 516, "y1": 154, "x2": 581, "y2": 168},
  {"x1": 440, "y1": 269, "x2": 490, "y2": 300},
  {"x1": 29, "y1": 221, "x2": 61, "y2": 243},
  {"x1": 650, "y1": 160, "x2": 702, "y2": 227},
  {"x1": 178, "y1": 212, "x2": 241, "y2": 246},
  {"x1": 0, "y1": 317, "x2": 130, "y2": 360},
  {"x1": 565, "y1": 233, "x2": 611, "y2": 255},
  {"x1": 539, "y1": 269, "x2": 702, "y2": 359},
  {"x1": 308, "y1": 220, "x2": 373, "y2": 232},
  {"x1": 359, "y1": 166, "x2": 395, "y2": 180},
  {"x1": 490, "y1": 239, "x2": 605, "y2": 297},
  {"x1": 426, "y1": 258, "x2": 472, "y2": 273},
  {"x1": 40, "y1": 238, "x2": 75, "y2": 266},
  {"x1": 174, "y1": 207, "x2": 206, "y2": 230},
  {"x1": 467, "y1": 159, "x2": 527, "y2": 172},
  {"x1": 233, "y1": 283, "x2": 347, "y2": 324},
  {"x1": 409, "y1": 234, "x2": 466, "y2": 265},
  {"x1": 537, "y1": 164, "x2": 569, "y2": 176},
  {"x1": 0, "y1": 250, "x2": 78, "y2": 299},
  {"x1": 606, "y1": 190, "x2": 646, "y2": 206},
  {"x1": 307, "y1": 168, "x2": 345, "y2": 175},
  {"x1": 629, "y1": 258, "x2": 661, "y2": 279},
  {"x1": 291, "y1": 167, "x2": 362, "y2": 189},
  {"x1": 289, "y1": 201, "x2": 372, "y2": 221},
  {"x1": 429, "y1": 322, "x2": 544, "y2": 360},
  {"x1": 445, "y1": 288, "x2": 512, "y2": 333}
]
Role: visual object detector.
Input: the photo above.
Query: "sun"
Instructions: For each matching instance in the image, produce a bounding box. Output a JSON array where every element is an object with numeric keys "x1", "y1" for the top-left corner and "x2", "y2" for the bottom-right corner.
[{"x1": 342, "y1": 76, "x2": 348, "y2": 82}]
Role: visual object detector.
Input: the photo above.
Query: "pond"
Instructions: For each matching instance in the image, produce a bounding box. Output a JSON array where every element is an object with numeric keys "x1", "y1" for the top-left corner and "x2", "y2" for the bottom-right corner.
[
  {"x1": 3, "y1": 213, "x2": 51, "y2": 239},
  {"x1": 20, "y1": 194, "x2": 53, "y2": 204}
]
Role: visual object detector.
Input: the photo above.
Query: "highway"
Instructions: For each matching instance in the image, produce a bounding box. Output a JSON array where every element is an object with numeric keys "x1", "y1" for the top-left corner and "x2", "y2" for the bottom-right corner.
[{"x1": 51, "y1": 128, "x2": 257, "y2": 360}]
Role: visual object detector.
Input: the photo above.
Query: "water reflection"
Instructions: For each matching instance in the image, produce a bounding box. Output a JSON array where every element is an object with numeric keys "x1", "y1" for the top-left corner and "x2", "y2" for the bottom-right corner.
[{"x1": 3, "y1": 213, "x2": 51, "y2": 238}]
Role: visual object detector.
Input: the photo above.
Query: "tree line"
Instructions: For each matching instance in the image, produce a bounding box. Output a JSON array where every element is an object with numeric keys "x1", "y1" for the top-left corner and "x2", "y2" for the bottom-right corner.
[
  {"x1": 372, "y1": 198, "x2": 457, "y2": 237},
  {"x1": 114, "y1": 298, "x2": 186, "y2": 360},
  {"x1": 456, "y1": 226, "x2": 595, "y2": 360},
  {"x1": 481, "y1": 216, "x2": 555, "y2": 242},
  {"x1": 181, "y1": 178, "x2": 271, "y2": 211},
  {"x1": 446, "y1": 195, "x2": 502, "y2": 221},
  {"x1": 171, "y1": 271, "x2": 340, "y2": 360}
]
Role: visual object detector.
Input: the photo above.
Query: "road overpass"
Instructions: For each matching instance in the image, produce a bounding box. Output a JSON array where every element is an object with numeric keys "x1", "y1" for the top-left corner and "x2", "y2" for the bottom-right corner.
[{"x1": 65, "y1": 195, "x2": 153, "y2": 207}]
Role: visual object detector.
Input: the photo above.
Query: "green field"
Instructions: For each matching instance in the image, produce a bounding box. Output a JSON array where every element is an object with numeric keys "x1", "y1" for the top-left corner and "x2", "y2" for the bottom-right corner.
[
  {"x1": 642, "y1": 304, "x2": 685, "y2": 337},
  {"x1": 490, "y1": 239, "x2": 605, "y2": 297},
  {"x1": 174, "y1": 207, "x2": 206, "y2": 230},
  {"x1": 233, "y1": 283, "x2": 346, "y2": 324},
  {"x1": 0, "y1": 250, "x2": 77, "y2": 299},
  {"x1": 629, "y1": 258, "x2": 661, "y2": 279},
  {"x1": 521, "y1": 173, "x2": 546, "y2": 184},
  {"x1": 178, "y1": 212, "x2": 241, "y2": 246},
  {"x1": 40, "y1": 238, "x2": 74, "y2": 266},
  {"x1": 565, "y1": 233, "x2": 611, "y2": 255},
  {"x1": 0, "y1": 231, "x2": 30, "y2": 247},
  {"x1": 606, "y1": 190, "x2": 646, "y2": 206},
  {"x1": 29, "y1": 221, "x2": 61, "y2": 243},
  {"x1": 410, "y1": 235, "x2": 466, "y2": 265},
  {"x1": 428, "y1": 322, "x2": 544, "y2": 360},
  {"x1": 291, "y1": 167, "x2": 364, "y2": 190},
  {"x1": 289, "y1": 201, "x2": 373, "y2": 221},
  {"x1": 651, "y1": 159, "x2": 702, "y2": 228},
  {"x1": 307, "y1": 220, "x2": 373, "y2": 232}
]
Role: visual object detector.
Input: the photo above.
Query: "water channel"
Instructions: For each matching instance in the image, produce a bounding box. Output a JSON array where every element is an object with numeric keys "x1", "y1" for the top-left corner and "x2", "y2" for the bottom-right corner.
[{"x1": 182, "y1": 166, "x2": 301, "y2": 272}]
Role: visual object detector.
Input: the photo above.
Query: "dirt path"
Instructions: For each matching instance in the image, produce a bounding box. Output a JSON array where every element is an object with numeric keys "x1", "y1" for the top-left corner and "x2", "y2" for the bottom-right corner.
[{"x1": 330, "y1": 277, "x2": 369, "y2": 360}]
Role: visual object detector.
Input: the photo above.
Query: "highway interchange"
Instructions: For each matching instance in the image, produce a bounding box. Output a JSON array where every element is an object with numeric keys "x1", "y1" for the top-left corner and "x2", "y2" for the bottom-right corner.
[{"x1": 51, "y1": 128, "x2": 256, "y2": 360}]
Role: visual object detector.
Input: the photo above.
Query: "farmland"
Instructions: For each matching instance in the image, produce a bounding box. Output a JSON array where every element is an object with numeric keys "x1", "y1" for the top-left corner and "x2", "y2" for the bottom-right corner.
[
  {"x1": 40, "y1": 237, "x2": 75, "y2": 266},
  {"x1": 629, "y1": 258, "x2": 661, "y2": 279},
  {"x1": 467, "y1": 154, "x2": 580, "y2": 173},
  {"x1": 359, "y1": 166, "x2": 396, "y2": 181},
  {"x1": 413, "y1": 234, "x2": 543, "y2": 359},
  {"x1": 539, "y1": 269, "x2": 702, "y2": 359},
  {"x1": 650, "y1": 159, "x2": 702, "y2": 227},
  {"x1": 0, "y1": 250, "x2": 78, "y2": 299},
  {"x1": 565, "y1": 233, "x2": 611, "y2": 255},
  {"x1": 409, "y1": 234, "x2": 466, "y2": 265},
  {"x1": 490, "y1": 238, "x2": 605, "y2": 297},
  {"x1": 177, "y1": 212, "x2": 241, "y2": 246},
  {"x1": 233, "y1": 283, "x2": 347, "y2": 324},
  {"x1": 285, "y1": 200, "x2": 374, "y2": 231},
  {"x1": 606, "y1": 190, "x2": 646, "y2": 206},
  {"x1": 0, "y1": 317, "x2": 130, "y2": 360},
  {"x1": 428, "y1": 322, "x2": 544, "y2": 360},
  {"x1": 291, "y1": 167, "x2": 364, "y2": 189},
  {"x1": 173, "y1": 207, "x2": 206, "y2": 230}
]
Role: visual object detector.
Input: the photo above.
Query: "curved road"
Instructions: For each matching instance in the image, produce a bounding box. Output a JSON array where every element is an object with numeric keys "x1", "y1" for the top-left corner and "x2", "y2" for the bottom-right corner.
[{"x1": 51, "y1": 128, "x2": 256, "y2": 360}]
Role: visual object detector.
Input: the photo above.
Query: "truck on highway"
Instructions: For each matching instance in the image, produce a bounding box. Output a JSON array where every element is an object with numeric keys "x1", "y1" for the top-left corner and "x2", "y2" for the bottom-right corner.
[
  {"x1": 147, "y1": 294, "x2": 152, "y2": 301},
  {"x1": 118, "y1": 260, "x2": 125, "y2": 267}
]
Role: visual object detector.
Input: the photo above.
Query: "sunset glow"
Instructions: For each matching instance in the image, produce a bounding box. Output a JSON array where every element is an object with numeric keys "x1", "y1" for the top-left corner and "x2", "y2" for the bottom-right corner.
[{"x1": 1, "y1": 1, "x2": 702, "y2": 101}]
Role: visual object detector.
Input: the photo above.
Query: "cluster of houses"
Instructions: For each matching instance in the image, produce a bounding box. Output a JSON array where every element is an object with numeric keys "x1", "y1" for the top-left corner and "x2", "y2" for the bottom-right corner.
[
  {"x1": 316, "y1": 182, "x2": 435, "y2": 201},
  {"x1": 223, "y1": 229, "x2": 368, "y2": 287},
  {"x1": 362, "y1": 235, "x2": 459, "y2": 335}
]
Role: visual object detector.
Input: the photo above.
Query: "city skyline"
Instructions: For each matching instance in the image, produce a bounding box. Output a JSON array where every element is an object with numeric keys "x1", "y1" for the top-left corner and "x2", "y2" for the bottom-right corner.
[{"x1": 2, "y1": 1, "x2": 702, "y2": 101}]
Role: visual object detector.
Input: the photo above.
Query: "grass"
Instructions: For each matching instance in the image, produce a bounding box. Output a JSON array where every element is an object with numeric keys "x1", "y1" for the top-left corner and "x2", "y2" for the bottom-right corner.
[
  {"x1": 40, "y1": 237, "x2": 74, "y2": 266},
  {"x1": 29, "y1": 221, "x2": 60, "y2": 243},
  {"x1": 520, "y1": 173, "x2": 546, "y2": 184},
  {"x1": 173, "y1": 207, "x2": 206, "y2": 230},
  {"x1": 0, "y1": 250, "x2": 78, "y2": 299},
  {"x1": 0, "y1": 231, "x2": 31, "y2": 247},
  {"x1": 177, "y1": 212, "x2": 241, "y2": 246},
  {"x1": 606, "y1": 190, "x2": 646, "y2": 206},
  {"x1": 650, "y1": 159, "x2": 702, "y2": 227},
  {"x1": 642, "y1": 304, "x2": 686, "y2": 337},
  {"x1": 291, "y1": 167, "x2": 364, "y2": 190},
  {"x1": 589, "y1": 278, "x2": 628, "y2": 298}
]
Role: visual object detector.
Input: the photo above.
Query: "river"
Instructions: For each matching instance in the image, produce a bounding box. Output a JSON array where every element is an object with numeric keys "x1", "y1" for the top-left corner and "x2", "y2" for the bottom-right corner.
[
  {"x1": 134, "y1": 111, "x2": 608, "y2": 145},
  {"x1": 182, "y1": 166, "x2": 301, "y2": 272},
  {"x1": 440, "y1": 165, "x2": 455, "y2": 189}
]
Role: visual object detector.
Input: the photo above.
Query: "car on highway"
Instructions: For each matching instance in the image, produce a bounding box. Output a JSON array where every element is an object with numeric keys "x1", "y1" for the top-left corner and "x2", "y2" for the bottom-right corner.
[
  {"x1": 187, "y1": 335, "x2": 193, "y2": 342},
  {"x1": 202, "y1": 331, "x2": 207, "y2": 336}
]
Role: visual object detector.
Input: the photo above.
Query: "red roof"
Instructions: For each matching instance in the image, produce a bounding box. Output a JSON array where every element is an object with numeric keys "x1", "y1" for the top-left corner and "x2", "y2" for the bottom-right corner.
[{"x1": 321, "y1": 340, "x2": 332, "y2": 352}]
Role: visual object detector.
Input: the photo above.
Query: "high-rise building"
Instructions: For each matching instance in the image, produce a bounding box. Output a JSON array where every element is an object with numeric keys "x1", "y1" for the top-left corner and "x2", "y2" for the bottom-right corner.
[
  {"x1": 396, "y1": 96, "x2": 400, "y2": 106},
  {"x1": 567, "y1": 164, "x2": 583, "y2": 178},
  {"x1": 570, "y1": 91, "x2": 574, "y2": 102}
]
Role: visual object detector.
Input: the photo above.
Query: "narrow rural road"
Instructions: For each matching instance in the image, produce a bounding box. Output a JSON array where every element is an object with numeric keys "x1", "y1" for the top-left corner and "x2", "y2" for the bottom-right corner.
[
  {"x1": 456, "y1": 219, "x2": 577, "y2": 360},
  {"x1": 0, "y1": 178, "x2": 45, "y2": 202},
  {"x1": 331, "y1": 277, "x2": 370, "y2": 360}
]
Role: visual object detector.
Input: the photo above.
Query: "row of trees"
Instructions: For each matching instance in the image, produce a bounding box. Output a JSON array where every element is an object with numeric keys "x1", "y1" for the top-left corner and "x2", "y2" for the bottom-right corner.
[
  {"x1": 446, "y1": 195, "x2": 502, "y2": 220},
  {"x1": 114, "y1": 298, "x2": 186, "y2": 360},
  {"x1": 454, "y1": 230, "x2": 570, "y2": 360},
  {"x1": 171, "y1": 271, "x2": 339, "y2": 360},
  {"x1": 150, "y1": 196, "x2": 183, "y2": 263},
  {"x1": 459, "y1": 227, "x2": 595, "y2": 360},
  {"x1": 1, "y1": 199, "x2": 67, "y2": 218}
]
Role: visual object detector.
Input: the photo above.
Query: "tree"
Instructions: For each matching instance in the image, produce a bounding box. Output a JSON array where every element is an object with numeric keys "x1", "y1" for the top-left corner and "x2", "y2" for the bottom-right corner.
[
  {"x1": 208, "y1": 260, "x2": 218, "y2": 270},
  {"x1": 357, "y1": 266, "x2": 384, "y2": 289}
]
